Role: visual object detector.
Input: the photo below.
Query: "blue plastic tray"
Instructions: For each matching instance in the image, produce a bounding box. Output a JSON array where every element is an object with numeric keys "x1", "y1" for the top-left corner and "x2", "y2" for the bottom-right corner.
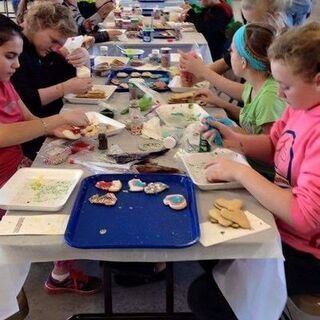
[
  {"x1": 138, "y1": 30, "x2": 176, "y2": 39},
  {"x1": 64, "y1": 174, "x2": 200, "y2": 248},
  {"x1": 105, "y1": 68, "x2": 171, "y2": 92}
]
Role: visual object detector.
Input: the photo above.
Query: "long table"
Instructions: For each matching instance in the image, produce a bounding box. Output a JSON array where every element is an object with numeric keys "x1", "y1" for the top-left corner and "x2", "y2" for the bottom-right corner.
[
  {"x1": 0, "y1": 85, "x2": 286, "y2": 320},
  {"x1": 93, "y1": 31, "x2": 212, "y2": 64}
]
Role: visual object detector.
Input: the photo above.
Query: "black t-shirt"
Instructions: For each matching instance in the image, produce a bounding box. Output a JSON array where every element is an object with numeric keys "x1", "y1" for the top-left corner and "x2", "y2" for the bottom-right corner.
[{"x1": 186, "y1": 6, "x2": 232, "y2": 61}]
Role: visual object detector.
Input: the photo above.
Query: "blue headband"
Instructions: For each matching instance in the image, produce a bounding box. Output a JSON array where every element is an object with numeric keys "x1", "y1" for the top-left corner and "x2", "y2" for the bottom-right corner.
[{"x1": 234, "y1": 25, "x2": 268, "y2": 72}]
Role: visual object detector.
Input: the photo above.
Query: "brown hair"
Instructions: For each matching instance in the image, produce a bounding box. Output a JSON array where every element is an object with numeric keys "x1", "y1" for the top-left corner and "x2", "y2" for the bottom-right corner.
[
  {"x1": 243, "y1": 23, "x2": 276, "y2": 72},
  {"x1": 24, "y1": 2, "x2": 77, "y2": 37},
  {"x1": 268, "y1": 22, "x2": 320, "y2": 82}
]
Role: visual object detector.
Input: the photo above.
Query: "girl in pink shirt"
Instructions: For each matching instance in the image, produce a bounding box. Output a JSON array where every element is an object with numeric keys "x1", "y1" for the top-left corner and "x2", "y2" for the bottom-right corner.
[
  {"x1": 195, "y1": 23, "x2": 320, "y2": 316},
  {"x1": 188, "y1": 22, "x2": 320, "y2": 320},
  {"x1": 0, "y1": 14, "x2": 101, "y2": 298}
]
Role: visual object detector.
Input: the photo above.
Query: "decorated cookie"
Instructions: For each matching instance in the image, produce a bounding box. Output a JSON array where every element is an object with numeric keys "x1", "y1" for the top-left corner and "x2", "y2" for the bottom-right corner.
[
  {"x1": 163, "y1": 194, "x2": 187, "y2": 210},
  {"x1": 119, "y1": 83, "x2": 129, "y2": 89},
  {"x1": 95, "y1": 180, "x2": 122, "y2": 192},
  {"x1": 131, "y1": 72, "x2": 141, "y2": 78},
  {"x1": 111, "y1": 78, "x2": 120, "y2": 85},
  {"x1": 150, "y1": 74, "x2": 162, "y2": 79},
  {"x1": 144, "y1": 182, "x2": 169, "y2": 194},
  {"x1": 128, "y1": 178, "x2": 146, "y2": 192},
  {"x1": 117, "y1": 72, "x2": 128, "y2": 78},
  {"x1": 142, "y1": 72, "x2": 152, "y2": 78},
  {"x1": 89, "y1": 193, "x2": 117, "y2": 206}
]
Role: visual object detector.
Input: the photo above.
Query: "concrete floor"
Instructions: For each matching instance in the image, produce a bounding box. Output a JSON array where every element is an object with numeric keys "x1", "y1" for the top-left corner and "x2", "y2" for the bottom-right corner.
[
  {"x1": 1, "y1": 0, "x2": 320, "y2": 319},
  {"x1": 23, "y1": 261, "x2": 202, "y2": 319}
]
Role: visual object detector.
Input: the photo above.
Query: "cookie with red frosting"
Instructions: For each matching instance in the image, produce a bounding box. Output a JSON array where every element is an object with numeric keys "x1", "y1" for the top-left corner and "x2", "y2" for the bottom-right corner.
[{"x1": 95, "y1": 180, "x2": 122, "y2": 192}]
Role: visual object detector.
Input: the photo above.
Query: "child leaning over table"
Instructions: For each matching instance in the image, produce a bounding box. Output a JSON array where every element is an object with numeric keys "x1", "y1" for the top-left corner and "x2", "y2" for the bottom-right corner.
[
  {"x1": 11, "y1": 2, "x2": 93, "y2": 160},
  {"x1": 0, "y1": 14, "x2": 102, "y2": 296},
  {"x1": 188, "y1": 22, "x2": 320, "y2": 320}
]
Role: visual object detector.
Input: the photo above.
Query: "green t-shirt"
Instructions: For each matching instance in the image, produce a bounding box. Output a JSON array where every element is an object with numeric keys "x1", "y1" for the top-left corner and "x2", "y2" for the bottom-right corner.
[{"x1": 240, "y1": 77, "x2": 285, "y2": 134}]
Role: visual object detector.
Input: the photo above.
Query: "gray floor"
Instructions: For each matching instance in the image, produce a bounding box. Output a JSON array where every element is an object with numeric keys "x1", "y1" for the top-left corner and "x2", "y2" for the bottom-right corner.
[
  {"x1": 24, "y1": 261, "x2": 202, "y2": 319},
  {"x1": 2, "y1": 0, "x2": 320, "y2": 319}
]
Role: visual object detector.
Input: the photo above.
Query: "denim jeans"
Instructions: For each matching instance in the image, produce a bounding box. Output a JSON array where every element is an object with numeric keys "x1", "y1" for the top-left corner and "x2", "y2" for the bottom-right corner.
[
  {"x1": 286, "y1": 0, "x2": 312, "y2": 26},
  {"x1": 11, "y1": 0, "x2": 20, "y2": 13}
]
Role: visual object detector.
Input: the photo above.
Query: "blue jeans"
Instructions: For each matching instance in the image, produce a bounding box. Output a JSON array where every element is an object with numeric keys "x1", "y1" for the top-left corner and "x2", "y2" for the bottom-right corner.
[
  {"x1": 286, "y1": 0, "x2": 312, "y2": 26},
  {"x1": 11, "y1": 0, "x2": 20, "y2": 13}
]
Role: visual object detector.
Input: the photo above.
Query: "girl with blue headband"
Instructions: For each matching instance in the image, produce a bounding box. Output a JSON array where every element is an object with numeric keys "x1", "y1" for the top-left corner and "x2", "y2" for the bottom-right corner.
[{"x1": 190, "y1": 23, "x2": 285, "y2": 136}]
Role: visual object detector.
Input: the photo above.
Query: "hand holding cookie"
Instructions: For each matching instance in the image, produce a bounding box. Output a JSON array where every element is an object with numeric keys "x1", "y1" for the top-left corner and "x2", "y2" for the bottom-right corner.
[{"x1": 205, "y1": 158, "x2": 247, "y2": 183}]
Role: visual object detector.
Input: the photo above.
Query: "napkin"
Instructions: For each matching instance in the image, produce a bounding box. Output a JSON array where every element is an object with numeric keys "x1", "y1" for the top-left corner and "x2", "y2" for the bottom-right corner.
[
  {"x1": 0, "y1": 215, "x2": 69, "y2": 235},
  {"x1": 200, "y1": 210, "x2": 271, "y2": 247}
]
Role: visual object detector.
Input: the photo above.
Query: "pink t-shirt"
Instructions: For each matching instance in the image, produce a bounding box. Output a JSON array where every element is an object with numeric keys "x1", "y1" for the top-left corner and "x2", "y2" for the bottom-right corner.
[
  {"x1": 0, "y1": 81, "x2": 24, "y2": 187},
  {"x1": 270, "y1": 105, "x2": 320, "y2": 258}
]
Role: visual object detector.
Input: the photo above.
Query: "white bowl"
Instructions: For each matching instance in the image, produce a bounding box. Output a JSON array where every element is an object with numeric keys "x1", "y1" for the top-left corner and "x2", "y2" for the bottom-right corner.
[{"x1": 121, "y1": 48, "x2": 145, "y2": 58}]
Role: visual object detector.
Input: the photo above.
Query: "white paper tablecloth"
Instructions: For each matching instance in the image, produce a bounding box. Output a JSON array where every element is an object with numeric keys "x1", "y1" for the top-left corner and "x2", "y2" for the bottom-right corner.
[
  {"x1": 92, "y1": 32, "x2": 213, "y2": 64},
  {"x1": 214, "y1": 244, "x2": 287, "y2": 320},
  {"x1": 0, "y1": 79, "x2": 286, "y2": 320},
  {"x1": 0, "y1": 248, "x2": 30, "y2": 319}
]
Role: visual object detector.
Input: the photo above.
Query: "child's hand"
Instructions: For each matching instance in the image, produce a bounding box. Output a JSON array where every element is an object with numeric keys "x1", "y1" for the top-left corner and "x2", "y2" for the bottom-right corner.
[
  {"x1": 61, "y1": 109, "x2": 90, "y2": 127},
  {"x1": 63, "y1": 77, "x2": 93, "y2": 94},
  {"x1": 194, "y1": 89, "x2": 221, "y2": 106},
  {"x1": 179, "y1": 7, "x2": 190, "y2": 21},
  {"x1": 107, "y1": 29, "x2": 123, "y2": 40},
  {"x1": 201, "y1": 120, "x2": 244, "y2": 152},
  {"x1": 179, "y1": 52, "x2": 205, "y2": 77},
  {"x1": 205, "y1": 158, "x2": 248, "y2": 183},
  {"x1": 66, "y1": 47, "x2": 90, "y2": 67},
  {"x1": 83, "y1": 35, "x2": 95, "y2": 49}
]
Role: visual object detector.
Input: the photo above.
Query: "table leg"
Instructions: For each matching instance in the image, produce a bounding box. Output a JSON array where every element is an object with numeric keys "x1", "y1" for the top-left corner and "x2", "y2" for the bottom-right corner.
[
  {"x1": 103, "y1": 262, "x2": 113, "y2": 316},
  {"x1": 166, "y1": 262, "x2": 174, "y2": 314},
  {"x1": 68, "y1": 261, "x2": 196, "y2": 320}
]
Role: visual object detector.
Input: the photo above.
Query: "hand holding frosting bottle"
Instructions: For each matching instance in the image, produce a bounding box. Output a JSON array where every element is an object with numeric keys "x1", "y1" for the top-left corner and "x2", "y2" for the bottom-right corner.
[{"x1": 63, "y1": 36, "x2": 91, "y2": 78}]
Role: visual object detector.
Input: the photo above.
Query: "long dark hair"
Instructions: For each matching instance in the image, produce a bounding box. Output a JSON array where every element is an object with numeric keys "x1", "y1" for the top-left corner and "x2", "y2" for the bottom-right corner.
[{"x1": 0, "y1": 14, "x2": 22, "y2": 46}]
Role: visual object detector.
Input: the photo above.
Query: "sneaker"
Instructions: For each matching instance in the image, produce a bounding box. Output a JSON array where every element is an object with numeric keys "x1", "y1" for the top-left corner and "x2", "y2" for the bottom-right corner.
[{"x1": 44, "y1": 270, "x2": 102, "y2": 295}]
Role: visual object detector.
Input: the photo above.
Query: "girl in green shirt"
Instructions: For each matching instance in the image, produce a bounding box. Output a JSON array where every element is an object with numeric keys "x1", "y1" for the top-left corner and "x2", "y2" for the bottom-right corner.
[{"x1": 181, "y1": 23, "x2": 286, "y2": 135}]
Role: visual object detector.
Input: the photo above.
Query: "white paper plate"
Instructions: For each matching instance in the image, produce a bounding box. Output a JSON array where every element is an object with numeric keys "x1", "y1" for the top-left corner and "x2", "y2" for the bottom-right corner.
[
  {"x1": 180, "y1": 149, "x2": 250, "y2": 190},
  {"x1": 156, "y1": 103, "x2": 208, "y2": 128},
  {"x1": 64, "y1": 85, "x2": 117, "y2": 104},
  {"x1": 168, "y1": 76, "x2": 210, "y2": 93},
  {"x1": 85, "y1": 111, "x2": 126, "y2": 136},
  {"x1": 0, "y1": 168, "x2": 83, "y2": 211}
]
